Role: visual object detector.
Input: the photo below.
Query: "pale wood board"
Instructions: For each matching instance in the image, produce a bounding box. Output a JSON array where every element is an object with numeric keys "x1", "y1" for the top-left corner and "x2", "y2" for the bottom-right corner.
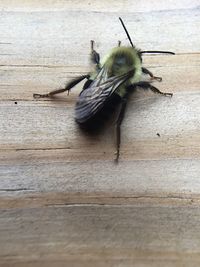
[{"x1": 0, "y1": 1, "x2": 200, "y2": 266}]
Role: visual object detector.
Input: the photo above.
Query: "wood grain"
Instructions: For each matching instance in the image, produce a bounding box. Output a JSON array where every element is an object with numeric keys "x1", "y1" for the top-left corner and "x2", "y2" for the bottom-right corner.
[
  {"x1": 0, "y1": 1, "x2": 200, "y2": 266},
  {"x1": 1, "y1": 204, "x2": 200, "y2": 267}
]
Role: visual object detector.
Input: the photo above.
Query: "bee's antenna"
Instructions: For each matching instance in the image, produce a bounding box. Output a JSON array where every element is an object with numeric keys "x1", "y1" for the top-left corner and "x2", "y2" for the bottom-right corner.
[
  {"x1": 119, "y1": 17, "x2": 135, "y2": 48},
  {"x1": 140, "y1": 50, "x2": 175, "y2": 55}
]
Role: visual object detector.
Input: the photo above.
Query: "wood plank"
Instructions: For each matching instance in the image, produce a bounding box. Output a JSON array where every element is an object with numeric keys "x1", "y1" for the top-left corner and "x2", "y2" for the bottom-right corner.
[
  {"x1": 0, "y1": 7, "x2": 199, "y2": 69},
  {"x1": 0, "y1": 54, "x2": 199, "y2": 101},
  {"x1": 0, "y1": 1, "x2": 199, "y2": 266},
  {"x1": 1, "y1": 92, "x2": 200, "y2": 154},
  {"x1": 1, "y1": 204, "x2": 200, "y2": 267},
  {"x1": 0, "y1": 191, "x2": 198, "y2": 209},
  {"x1": 1, "y1": 0, "x2": 199, "y2": 12},
  {"x1": 1, "y1": 152, "x2": 200, "y2": 201}
]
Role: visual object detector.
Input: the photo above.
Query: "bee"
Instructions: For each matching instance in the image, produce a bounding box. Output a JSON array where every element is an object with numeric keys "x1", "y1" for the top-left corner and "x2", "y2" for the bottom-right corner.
[{"x1": 33, "y1": 17, "x2": 174, "y2": 163}]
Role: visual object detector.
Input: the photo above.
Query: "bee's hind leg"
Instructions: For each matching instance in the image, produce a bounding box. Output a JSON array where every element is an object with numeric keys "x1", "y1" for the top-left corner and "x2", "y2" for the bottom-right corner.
[
  {"x1": 115, "y1": 97, "x2": 127, "y2": 163},
  {"x1": 90, "y1": 40, "x2": 100, "y2": 69},
  {"x1": 142, "y1": 67, "x2": 162, "y2": 82}
]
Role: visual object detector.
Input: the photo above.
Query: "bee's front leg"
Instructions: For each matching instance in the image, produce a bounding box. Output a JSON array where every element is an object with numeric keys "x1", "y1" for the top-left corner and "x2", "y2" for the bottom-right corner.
[
  {"x1": 33, "y1": 75, "x2": 90, "y2": 98},
  {"x1": 90, "y1": 40, "x2": 100, "y2": 69},
  {"x1": 118, "y1": 40, "x2": 121, "y2": 47},
  {"x1": 142, "y1": 67, "x2": 162, "y2": 82}
]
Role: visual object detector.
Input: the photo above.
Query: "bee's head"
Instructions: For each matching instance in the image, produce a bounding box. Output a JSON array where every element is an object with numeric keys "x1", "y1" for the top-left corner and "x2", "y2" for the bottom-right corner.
[
  {"x1": 112, "y1": 47, "x2": 134, "y2": 66},
  {"x1": 103, "y1": 46, "x2": 140, "y2": 76}
]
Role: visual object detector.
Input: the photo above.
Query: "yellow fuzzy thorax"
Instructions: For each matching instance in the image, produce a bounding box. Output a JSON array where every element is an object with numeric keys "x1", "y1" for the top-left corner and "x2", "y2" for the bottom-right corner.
[{"x1": 102, "y1": 46, "x2": 142, "y2": 97}]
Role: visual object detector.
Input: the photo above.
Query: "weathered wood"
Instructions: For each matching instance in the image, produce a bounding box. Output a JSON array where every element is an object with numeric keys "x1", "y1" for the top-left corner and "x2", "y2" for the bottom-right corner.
[
  {"x1": 1, "y1": 0, "x2": 199, "y2": 12},
  {"x1": 1, "y1": 92, "x2": 200, "y2": 155},
  {"x1": 1, "y1": 204, "x2": 200, "y2": 267},
  {"x1": 0, "y1": 54, "x2": 199, "y2": 101},
  {"x1": 0, "y1": 0, "x2": 200, "y2": 266},
  {"x1": 2, "y1": 154, "x2": 200, "y2": 201},
  {"x1": 0, "y1": 5, "x2": 199, "y2": 69}
]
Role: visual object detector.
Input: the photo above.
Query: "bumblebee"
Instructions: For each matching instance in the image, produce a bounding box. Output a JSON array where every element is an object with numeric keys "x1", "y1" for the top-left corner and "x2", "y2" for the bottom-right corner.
[{"x1": 33, "y1": 17, "x2": 174, "y2": 162}]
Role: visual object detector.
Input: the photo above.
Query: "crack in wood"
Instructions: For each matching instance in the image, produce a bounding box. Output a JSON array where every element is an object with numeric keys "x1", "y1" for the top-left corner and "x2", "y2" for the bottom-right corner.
[{"x1": 0, "y1": 188, "x2": 32, "y2": 192}]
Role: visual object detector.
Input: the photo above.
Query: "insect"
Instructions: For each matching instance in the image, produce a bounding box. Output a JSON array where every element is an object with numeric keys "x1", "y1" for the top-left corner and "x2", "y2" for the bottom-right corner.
[{"x1": 33, "y1": 17, "x2": 174, "y2": 163}]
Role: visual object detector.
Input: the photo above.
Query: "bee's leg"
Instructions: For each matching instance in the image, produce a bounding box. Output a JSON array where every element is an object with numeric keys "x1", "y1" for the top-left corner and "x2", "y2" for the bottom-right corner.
[
  {"x1": 90, "y1": 40, "x2": 100, "y2": 69},
  {"x1": 118, "y1": 40, "x2": 121, "y2": 47},
  {"x1": 142, "y1": 67, "x2": 162, "y2": 82},
  {"x1": 33, "y1": 74, "x2": 90, "y2": 98},
  {"x1": 115, "y1": 97, "x2": 127, "y2": 163},
  {"x1": 82, "y1": 79, "x2": 93, "y2": 90},
  {"x1": 135, "y1": 81, "x2": 173, "y2": 97}
]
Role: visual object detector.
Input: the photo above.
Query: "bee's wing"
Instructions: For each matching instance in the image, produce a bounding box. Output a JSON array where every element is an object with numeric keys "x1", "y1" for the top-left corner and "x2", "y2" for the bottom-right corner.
[{"x1": 75, "y1": 68, "x2": 134, "y2": 123}]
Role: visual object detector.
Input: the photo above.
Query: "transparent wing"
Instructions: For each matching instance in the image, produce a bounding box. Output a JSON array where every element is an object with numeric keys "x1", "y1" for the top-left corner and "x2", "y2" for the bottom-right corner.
[{"x1": 75, "y1": 67, "x2": 134, "y2": 123}]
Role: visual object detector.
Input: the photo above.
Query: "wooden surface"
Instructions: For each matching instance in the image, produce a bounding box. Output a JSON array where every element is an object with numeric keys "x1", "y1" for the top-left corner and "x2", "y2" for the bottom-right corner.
[{"x1": 1, "y1": 1, "x2": 200, "y2": 266}]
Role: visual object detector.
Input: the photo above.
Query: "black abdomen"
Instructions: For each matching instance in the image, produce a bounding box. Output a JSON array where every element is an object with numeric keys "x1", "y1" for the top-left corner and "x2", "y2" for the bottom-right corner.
[{"x1": 75, "y1": 93, "x2": 122, "y2": 132}]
